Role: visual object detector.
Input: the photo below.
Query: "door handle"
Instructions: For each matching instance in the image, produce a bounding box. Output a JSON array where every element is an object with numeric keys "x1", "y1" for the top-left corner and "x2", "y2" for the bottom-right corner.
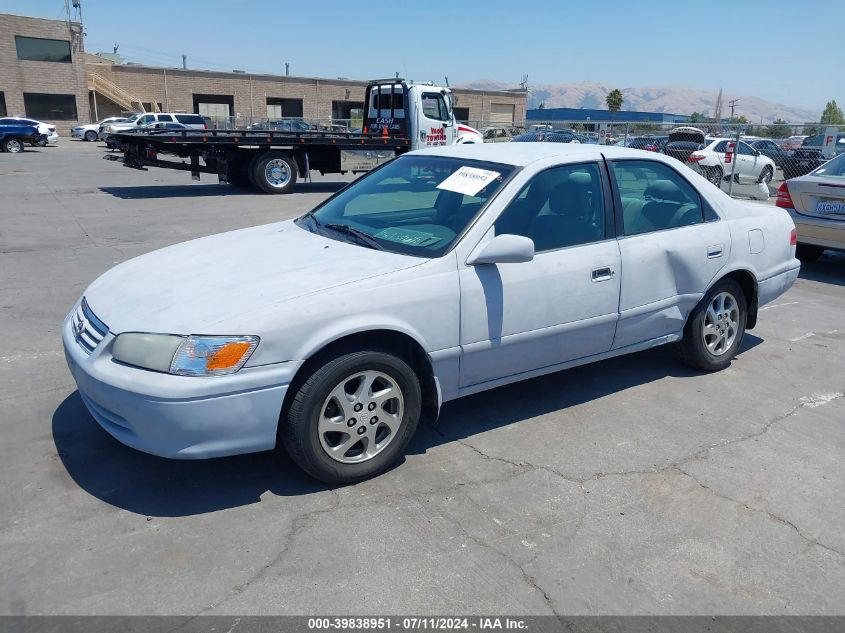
[
  {"x1": 707, "y1": 245, "x2": 723, "y2": 258},
  {"x1": 591, "y1": 267, "x2": 614, "y2": 282}
]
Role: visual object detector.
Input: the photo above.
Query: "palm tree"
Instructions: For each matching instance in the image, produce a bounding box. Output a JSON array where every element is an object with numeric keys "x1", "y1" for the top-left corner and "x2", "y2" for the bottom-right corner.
[{"x1": 606, "y1": 89, "x2": 624, "y2": 116}]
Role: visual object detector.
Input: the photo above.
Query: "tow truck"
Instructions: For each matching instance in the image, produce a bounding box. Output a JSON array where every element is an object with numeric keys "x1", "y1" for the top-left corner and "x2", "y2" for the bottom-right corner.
[{"x1": 109, "y1": 78, "x2": 483, "y2": 194}]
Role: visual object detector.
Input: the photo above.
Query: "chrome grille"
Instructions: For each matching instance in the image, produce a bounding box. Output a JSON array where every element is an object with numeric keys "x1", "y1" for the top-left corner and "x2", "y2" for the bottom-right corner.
[{"x1": 72, "y1": 298, "x2": 109, "y2": 354}]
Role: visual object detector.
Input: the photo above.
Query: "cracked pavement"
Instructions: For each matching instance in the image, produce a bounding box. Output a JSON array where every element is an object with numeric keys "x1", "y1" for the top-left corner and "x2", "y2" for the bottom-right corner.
[{"x1": 1, "y1": 142, "x2": 843, "y2": 615}]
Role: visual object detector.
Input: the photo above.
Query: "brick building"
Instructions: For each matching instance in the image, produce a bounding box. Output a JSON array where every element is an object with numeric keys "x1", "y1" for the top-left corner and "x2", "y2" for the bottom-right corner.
[
  {"x1": 0, "y1": 13, "x2": 91, "y2": 133},
  {"x1": 2, "y1": 11, "x2": 526, "y2": 135}
]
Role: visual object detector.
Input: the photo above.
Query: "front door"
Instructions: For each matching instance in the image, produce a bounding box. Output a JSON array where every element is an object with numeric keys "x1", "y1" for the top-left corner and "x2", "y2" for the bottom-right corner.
[{"x1": 459, "y1": 162, "x2": 621, "y2": 388}]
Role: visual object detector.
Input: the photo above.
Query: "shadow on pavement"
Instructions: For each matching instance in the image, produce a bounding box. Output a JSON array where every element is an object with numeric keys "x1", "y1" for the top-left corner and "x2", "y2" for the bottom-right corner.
[
  {"x1": 798, "y1": 251, "x2": 845, "y2": 287},
  {"x1": 99, "y1": 181, "x2": 347, "y2": 199},
  {"x1": 53, "y1": 335, "x2": 764, "y2": 518}
]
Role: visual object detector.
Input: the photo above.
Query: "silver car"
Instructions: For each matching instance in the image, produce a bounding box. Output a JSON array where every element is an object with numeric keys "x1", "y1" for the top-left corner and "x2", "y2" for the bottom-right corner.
[
  {"x1": 63, "y1": 144, "x2": 800, "y2": 483},
  {"x1": 777, "y1": 152, "x2": 845, "y2": 260}
]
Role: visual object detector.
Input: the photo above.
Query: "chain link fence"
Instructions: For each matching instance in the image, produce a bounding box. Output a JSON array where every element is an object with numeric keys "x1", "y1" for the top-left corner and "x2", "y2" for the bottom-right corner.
[{"x1": 503, "y1": 120, "x2": 845, "y2": 201}]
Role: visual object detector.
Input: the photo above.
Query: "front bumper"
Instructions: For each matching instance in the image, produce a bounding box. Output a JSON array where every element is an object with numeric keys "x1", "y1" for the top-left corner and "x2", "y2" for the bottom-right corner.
[
  {"x1": 787, "y1": 209, "x2": 845, "y2": 251},
  {"x1": 62, "y1": 308, "x2": 301, "y2": 459}
]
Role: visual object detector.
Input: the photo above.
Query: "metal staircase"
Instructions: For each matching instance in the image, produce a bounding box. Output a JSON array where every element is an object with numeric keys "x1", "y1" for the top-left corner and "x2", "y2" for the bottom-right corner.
[{"x1": 89, "y1": 72, "x2": 160, "y2": 113}]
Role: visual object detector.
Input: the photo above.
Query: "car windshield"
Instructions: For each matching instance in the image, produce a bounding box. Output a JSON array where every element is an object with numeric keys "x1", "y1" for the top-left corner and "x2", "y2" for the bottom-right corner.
[
  {"x1": 297, "y1": 155, "x2": 515, "y2": 257},
  {"x1": 812, "y1": 153, "x2": 845, "y2": 178}
]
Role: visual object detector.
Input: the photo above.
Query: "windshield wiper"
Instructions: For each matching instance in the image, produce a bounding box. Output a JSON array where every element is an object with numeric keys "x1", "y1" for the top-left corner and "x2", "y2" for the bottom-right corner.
[{"x1": 324, "y1": 223, "x2": 386, "y2": 251}]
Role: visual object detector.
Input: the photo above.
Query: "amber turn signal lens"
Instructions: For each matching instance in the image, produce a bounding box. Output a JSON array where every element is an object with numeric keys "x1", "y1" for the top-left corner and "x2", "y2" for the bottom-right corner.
[{"x1": 206, "y1": 341, "x2": 252, "y2": 370}]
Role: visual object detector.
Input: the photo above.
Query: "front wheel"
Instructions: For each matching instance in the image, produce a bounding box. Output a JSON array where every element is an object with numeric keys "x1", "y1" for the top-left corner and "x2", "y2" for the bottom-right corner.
[
  {"x1": 84, "y1": 130, "x2": 98, "y2": 142},
  {"x1": 3, "y1": 137, "x2": 24, "y2": 153},
  {"x1": 758, "y1": 165, "x2": 774, "y2": 184},
  {"x1": 679, "y1": 279, "x2": 747, "y2": 372},
  {"x1": 281, "y1": 350, "x2": 422, "y2": 484}
]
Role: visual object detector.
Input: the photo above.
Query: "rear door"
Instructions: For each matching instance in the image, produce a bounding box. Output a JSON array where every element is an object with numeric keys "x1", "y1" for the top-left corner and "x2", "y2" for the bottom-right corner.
[{"x1": 608, "y1": 158, "x2": 731, "y2": 349}]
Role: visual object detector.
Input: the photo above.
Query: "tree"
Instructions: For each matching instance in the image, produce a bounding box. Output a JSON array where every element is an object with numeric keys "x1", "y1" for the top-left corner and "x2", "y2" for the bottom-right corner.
[
  {"x1": 820, "y1": 100, "x2": 845, "y2": 125},
  {"x1": 767, "y1": 118, "x2": 790, "y2": 138},
  {"x1": 689, "y1": 111, "x2": 704, "y2": 123},
  {"x1": 606, "y1": 89, "x2": 624, "y2": 115}
]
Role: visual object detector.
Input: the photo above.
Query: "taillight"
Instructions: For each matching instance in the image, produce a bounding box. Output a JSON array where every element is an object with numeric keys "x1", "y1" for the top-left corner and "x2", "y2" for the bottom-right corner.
[
  {"x1": 644, "y1": 145, "x2": 657, "y2": 152},
  {"x1": 687, "y1": 154, "x2": 705, "y2": 162},
  {"x1": 790, "y1": 228, "x2": 797, "y2": 246},
  {"x1": 776, "y1": 182, "x2": 794, "y2": 208}
]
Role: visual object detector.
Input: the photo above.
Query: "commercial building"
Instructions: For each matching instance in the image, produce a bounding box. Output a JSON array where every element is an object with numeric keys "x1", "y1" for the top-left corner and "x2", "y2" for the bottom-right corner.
[
  {"x1": 527, "y1": 106, "x2": 690, "y2": 125},
  {"x1": 2, "y1": 11, "x2": 527, "y2": 134}
]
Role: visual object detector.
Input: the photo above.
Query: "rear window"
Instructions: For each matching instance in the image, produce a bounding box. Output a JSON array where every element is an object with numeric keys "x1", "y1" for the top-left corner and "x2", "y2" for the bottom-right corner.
[{"x1": 175, "y1": 114, "x2": 205, "y2": 124}]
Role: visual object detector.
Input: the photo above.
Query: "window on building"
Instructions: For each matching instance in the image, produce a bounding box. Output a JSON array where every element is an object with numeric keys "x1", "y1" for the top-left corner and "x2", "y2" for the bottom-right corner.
[
  {"x1": 15, "y1": 36, "x2": 72, "y2": 63},
  {"x1": 193, "y1": 94, "x2": 234, "y2": 121},
  {"x1": 331, "y1": 100, "x2": 364, "y2": 127},
  {"x1": 23, "y1": 93, "x2": 78, "y2": 120},
  {"x1": 141, "y1": 102, "x2": 163, "y2": 113},
  {"x1": 266, "y1": 98, "x2": 303, "y2": 119},
  {"x1": 0, "y1": 92, "x2": 6, "y2": 117},
  {"x1": 610, "y1": 160, "x2": 705, "y2": 236},
  {"x1": 489, "y1": 103, "x2": 515, "y2": 124}
]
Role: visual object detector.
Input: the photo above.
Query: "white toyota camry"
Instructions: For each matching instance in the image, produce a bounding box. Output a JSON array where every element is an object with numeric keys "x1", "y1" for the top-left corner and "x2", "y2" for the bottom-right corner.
[{"x1": 64, "y1": 143, "x2": 800, "y2": 483}]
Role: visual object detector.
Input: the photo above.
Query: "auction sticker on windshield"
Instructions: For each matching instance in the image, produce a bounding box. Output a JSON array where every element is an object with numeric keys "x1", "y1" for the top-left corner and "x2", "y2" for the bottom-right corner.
[{"x1": 436, "y1": 166, "x2": 501, "y2": 196}]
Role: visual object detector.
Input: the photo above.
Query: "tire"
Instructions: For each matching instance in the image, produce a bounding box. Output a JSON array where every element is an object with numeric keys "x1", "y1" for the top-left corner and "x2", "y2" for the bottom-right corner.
[
  {"x1": 2, "y1": 137, "x2": 24, "y2": 153},
  {"x1": 252, "y1": 151, "x2": 297, "y2": 194},
  {"x1": 281, "y1": 350, "x2": 422, "y2": 484},
  {"x1": 679, "y1": 279, "x2": 747, "y2": 372},
  {"x1": 84, "y1": 130, "x2": 98, "y2": 142},
  {"x1": 705, "y1": 166, "x2": 723, "y2": 187},
  {"x1": 795, "y1": 244, "x2": 824, "y2": 262},
  {"x1": 31, "y1": 136, "x2": 47, "y2": 147},
  {"x1": 758, "y1": 165, "x2": 773, "y2": 184}
]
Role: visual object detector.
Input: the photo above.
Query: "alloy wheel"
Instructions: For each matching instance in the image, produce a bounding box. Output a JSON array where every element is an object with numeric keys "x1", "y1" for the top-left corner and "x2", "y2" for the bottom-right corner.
[{"x1": 702, "y1": 292, "x2": 739, "y2": 356}]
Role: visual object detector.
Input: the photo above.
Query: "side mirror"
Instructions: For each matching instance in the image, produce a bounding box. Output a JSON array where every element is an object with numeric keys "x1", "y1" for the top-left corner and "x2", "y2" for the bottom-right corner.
[{"x1": 467, "y1": 234, "x2": 535, "y2": 265}]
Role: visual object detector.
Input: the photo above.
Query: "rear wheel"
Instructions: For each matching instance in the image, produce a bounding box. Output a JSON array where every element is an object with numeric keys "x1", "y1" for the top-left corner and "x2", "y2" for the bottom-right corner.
[
  {"x1": 32, "y1": 136, "x2": 47, "y2": 147},
  {"x1": 281, "y1": 350, "x2": 422, "y2": 484},
  {"x1": 679, "y1": 279, "x2": 747, "y2": 372},
  {"x1": 252, "y1": 151, "x2": 297, "y2": 194},
  {"x1": 3, "y1": 137, "x2": 24, "y2": 153},
  {"x1": 705, "y1": 166, "x2": 723, "y2": 187},
  {"x1": 758, "y1": 165, "x2": 774, "y2": 184},
  {"x1": 84, "y1": 130, "x2": 98, "y2": 142},
  {"x1": 796, "y1": 244, "x2": 824, "y2": 261}
]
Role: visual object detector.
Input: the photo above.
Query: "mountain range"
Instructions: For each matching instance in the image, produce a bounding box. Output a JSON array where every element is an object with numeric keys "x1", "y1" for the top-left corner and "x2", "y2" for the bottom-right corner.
[{"x1": 461, "y1": 80, "x2": 820, "y2": 124}]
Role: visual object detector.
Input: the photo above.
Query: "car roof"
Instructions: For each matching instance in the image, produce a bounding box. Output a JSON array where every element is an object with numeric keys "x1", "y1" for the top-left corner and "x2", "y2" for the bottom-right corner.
[{"x1": 411, "y1": 142, "x2": 665, "y2": 167}]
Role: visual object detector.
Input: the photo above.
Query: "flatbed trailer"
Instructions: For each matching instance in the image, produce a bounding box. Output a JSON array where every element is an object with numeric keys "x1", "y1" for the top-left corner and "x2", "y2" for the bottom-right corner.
[{"x1": 106, "y1": 78, "x2": 483, "y2": 194}]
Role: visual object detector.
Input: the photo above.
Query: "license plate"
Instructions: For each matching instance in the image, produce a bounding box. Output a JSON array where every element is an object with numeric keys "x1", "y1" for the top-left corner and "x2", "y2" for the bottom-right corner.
[{"x1": 816, "y1": 200, "x2": 845, "y2": 214}]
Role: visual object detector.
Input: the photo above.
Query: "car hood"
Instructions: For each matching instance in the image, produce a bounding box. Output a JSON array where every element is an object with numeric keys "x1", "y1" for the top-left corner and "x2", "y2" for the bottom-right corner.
[{"x1": 84, "y1": 220, "x2": 422, "y2": 334}]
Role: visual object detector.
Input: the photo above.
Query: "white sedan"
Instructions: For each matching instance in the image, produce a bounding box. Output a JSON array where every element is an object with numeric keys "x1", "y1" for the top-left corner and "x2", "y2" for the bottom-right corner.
[
  {"x1": 64, "y1": 144, "x2": 800, "y2": 483},
  {"x1": 688, "y1": 138, "x2": 777, "y2": 187},
  {"x1": 72, "y1": 117, "x2": 128, "y2": 141}
]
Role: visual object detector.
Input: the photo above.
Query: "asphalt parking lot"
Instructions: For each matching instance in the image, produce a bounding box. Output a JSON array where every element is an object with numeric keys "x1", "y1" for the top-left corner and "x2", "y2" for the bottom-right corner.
[{"x1": 1, "y1": 141, "x2": 843, "y2": 616}]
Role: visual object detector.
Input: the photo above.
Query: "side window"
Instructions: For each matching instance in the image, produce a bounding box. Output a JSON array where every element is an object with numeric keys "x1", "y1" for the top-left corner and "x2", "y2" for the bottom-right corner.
[
  {"x1": 611, "y1": 160, "x2": 705, "y2": 236},
  {"x1": 494, "y1": 163, "x2": 606, "y2": 252},
  {"x1": 138, "y1": 115, "x2": 153, "y2": 124},
  {"x1": 421, "y1": 92, "x2": 449, "y2": 121},
  {"x1": 713, "y1": 141, "x2": 728, "y2": 153},
  {"x1": 737, "y1": 142, "x2": 754, "y2": 155},
  {"x1": 158, "y1": 114, "x2": 173, "y2": 122}
]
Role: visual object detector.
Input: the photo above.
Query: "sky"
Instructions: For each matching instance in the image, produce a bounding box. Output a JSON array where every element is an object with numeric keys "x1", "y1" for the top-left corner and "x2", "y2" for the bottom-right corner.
[{"x1": 3, "y1": 0, "x2": 842, "y2": 112}]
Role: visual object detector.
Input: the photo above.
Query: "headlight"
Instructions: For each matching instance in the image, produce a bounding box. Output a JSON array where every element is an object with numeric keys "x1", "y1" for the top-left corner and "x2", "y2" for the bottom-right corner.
[{"x1": 112, "y1": 333, "x2": 258, "y2": 376}]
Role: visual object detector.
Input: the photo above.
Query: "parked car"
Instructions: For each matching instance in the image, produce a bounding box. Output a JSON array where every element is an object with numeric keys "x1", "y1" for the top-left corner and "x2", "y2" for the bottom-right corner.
[
  {"x1": 0, "y1": 117, "x2": 58, "y2": 146},
  {"x1": 102, "y1": 112, "x2": 206, "y2": 139},
  {"x1": 72, "y1": 117, "x2": 129, "y2": 141},
  {"x1": 0, "y1": 123, "x2": 41, "y2": 153},
  {"x1": 248, "y1": 119, "x2": 315, "y2": 132},
  {"x1": 781, "y1": 133, "x2": 845, "y2": 180},
  {"x1": 747, "y1": 139, "x2": 790, "y2": 169},
  {"x1": 626, "y1": 136, "x2": 668, "y2": 152},
  {"x1": 139, "y1": 121, "x2": 190, "y2": 131},
  {"x1": 664, "y1": 126, "x2": 706, "y2": 164},
  {"x1": 63, "y1": 143, "x2": 800, "y2": 483},
  {"x1": 780, "y1": 135, "x2": 808, "y2": 151},
  {"x1": 687, "y1": 138, "x2": 776, "y2": 186},
  {"x1": 510, "y1": 131, "x2": 580, "y2": 143},
  {"x1": 776, "y1": 151, "x2": 845, "y2": 260},
  {"x1": 482, "y1": 126, "x2": 527, "y2": 142}
]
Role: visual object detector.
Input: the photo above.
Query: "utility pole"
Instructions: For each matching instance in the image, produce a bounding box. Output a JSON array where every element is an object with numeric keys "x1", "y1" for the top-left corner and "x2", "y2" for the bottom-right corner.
[
  {"x1": 728, "y1": 98, "x2": 740, "y2": 119},
  {"x1": 182, "y1": 54, "x2": 187, "y2": 69}
]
